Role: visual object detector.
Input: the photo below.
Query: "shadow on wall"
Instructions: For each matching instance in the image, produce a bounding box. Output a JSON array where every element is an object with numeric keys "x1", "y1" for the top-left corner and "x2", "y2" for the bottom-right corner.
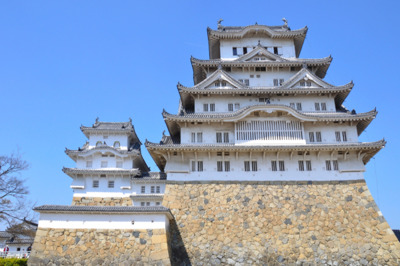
[{"x1": 168, "y1": 219, "x2": 191, "y2": 266}]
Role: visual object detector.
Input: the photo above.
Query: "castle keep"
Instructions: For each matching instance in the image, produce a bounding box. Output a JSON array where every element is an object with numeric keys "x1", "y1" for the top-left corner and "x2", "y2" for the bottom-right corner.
[{"x1": 30, "y1": 20, "x2": 400, "y2": 265}]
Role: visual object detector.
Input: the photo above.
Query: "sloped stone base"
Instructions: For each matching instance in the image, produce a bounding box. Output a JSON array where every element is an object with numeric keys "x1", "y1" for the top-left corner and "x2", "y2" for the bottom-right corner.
[
  {"x1": 163, "y1": 180, "x2": 400, "y2": 265},
  {"x1": 29, "y1": 228, "x2": 170, "y2": 265}
]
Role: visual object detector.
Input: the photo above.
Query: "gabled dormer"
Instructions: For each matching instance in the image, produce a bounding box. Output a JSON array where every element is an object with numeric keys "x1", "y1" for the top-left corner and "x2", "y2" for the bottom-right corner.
[
  {"x1": 193, "y1": 68, "x2": 245, "y2": 90},
  {"x1": 235, "y1": 45, "x2": 287, "y2": 62},
  {"x1": 282, "y1": 68, "x2": 335, "y2": 89}
]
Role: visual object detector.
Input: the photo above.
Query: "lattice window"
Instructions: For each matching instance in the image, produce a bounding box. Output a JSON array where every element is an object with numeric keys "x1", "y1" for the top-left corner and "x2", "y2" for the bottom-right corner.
[{"x1": 236, "y1": 121, "x2": 303, "y2": 141}]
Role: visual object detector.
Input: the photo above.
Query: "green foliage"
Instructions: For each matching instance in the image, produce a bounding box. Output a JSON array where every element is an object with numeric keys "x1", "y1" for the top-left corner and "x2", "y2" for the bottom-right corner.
[{"x1": 0, "y1": 258, "x2": 28, "y2": 266}]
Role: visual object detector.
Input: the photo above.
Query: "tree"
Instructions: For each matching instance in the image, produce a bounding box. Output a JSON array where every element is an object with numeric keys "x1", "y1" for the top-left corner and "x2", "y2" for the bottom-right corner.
[{"x1": 0, "y1": 153, "x2": 30, "y2": 224}]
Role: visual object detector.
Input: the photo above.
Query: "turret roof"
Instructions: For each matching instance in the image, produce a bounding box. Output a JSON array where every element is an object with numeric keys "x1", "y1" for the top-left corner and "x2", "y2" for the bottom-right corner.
[
  {"x1": 80, "y1": 118, "x2": 140, "y2": 141},
  {"x1": 62, "y1": 167, "x2": 141, "y2": 178}
]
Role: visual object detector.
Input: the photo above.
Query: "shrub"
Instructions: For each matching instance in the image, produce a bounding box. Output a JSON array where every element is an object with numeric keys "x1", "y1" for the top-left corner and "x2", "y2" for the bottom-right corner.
[{"x1": 0, "y1": 258, "x2": 28, "y2": 266}]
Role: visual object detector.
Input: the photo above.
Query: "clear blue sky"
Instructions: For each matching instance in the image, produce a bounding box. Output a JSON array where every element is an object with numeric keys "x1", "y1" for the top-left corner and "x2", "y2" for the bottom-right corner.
[{"x1": 1, "y1": 1, "x2": 399, "y2": 229}]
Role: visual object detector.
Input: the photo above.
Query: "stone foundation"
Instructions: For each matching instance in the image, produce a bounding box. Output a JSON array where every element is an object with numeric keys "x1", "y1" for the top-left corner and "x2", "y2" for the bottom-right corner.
[
  {"x1": 163, "y1": 180, "x2": 400, "y2": 265},
  {"x1": 72, "y1": 197, "x2": 132, "y2": 206},
  {"x1": 29, "y1": 228, "x2": 170, "y2": 265}
]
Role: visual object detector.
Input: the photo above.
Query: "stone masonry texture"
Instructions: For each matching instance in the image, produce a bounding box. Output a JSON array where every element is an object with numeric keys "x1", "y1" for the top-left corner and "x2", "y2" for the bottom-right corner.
[
  {"x1": 163, "y1": 180, "x2": 400, "y2": 265},
  {"x1": 72, "y1": 196, "x2": 131, "y2": 206},
  {"x1": 29, "y1": 228, "x2": 171, "y2": 265}
]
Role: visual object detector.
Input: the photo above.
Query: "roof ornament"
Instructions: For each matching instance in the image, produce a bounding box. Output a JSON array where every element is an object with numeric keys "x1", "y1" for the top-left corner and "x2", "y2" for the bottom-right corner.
[
  {"x1": 218, "y1": 62, "x2": 222, "y2": 70},
  {"x1": 282, "y1": 18, "x2": 288, "y2": 27},
  {"x1": 162, "y1": 130, "x2": 166, "y2": 136},
  {"x1": 257, "y1": 40, "x2": 261, "y2": 47},
  {"x1": 217, "y1": 19, "x2": 223, "y2": 30},
  {"x1": 302, "y1": 63, "x2": 307, "y2": 69},
  {"x1": 93, "y1": 117, "x2": 100, "y2": 128},
  {"x1": 129, "y1": 117, "x2": 132, "y2": 123},
  {"x1": 255, "y1": 22, "x2": 258, "y2": 25}
]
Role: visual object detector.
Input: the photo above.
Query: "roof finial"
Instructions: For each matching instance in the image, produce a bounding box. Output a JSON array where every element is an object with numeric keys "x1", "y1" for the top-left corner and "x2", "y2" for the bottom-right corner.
[
  {"x1": 258, "y1": 40, "x2": 261, "y2": 47},
  {"x1": 282, "y1": 18, "x2": 288, "y2": 26},
  {"x1": 95, "y1": 117, "x2": 99, "y2": 123},
  {"x1": 129, "y1": 117, "x2": 132, "y2": 123},
  {"x1": 255, "y1": 22, "x2": 258, "y2": 25},
  {"x1": 162, "y1": 130, "x2": 166, "y2": 136},
  {"x1": 217, "y1": 19, "x2": 223, "y2": 29},
  {"x1": 218, "y1": 62, "x2": 222, "y2": 70}
]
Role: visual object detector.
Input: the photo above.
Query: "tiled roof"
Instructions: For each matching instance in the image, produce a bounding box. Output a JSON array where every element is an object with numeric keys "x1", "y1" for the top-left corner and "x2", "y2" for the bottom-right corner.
[
  {"x1": 34, "y1": 205, "x2": 173, "y2": 218},
  {"x1": 207, "y1": 24, "x2": 308, "y2": 38},
  {"x1": 0, "y1": 231, "x2": 12, "y2": 238},
  {"x1": 191, "y1": 56, "x2": 331, "y2": 66},
  {"x1": 80, "y1": 118, "x2": 139, "y2": 139},
  {"x1": 130, "y1": 194, "x2": 164, "y2": 200},
  {"x1": 62, "y1": 167, "x2": 141, "y2": 177}
]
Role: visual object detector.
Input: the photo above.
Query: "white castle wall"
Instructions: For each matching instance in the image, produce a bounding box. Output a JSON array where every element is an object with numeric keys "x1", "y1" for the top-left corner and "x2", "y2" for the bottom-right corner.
[
  {"x1": 38, "y1": 213, "x2": 169, "y2": 230},
  {"x1": 220, "y1": 38, "x2": 296, "y2": 59},
  {"x1": 88, "y1": 134, "x2": 129, "y2": 149}
]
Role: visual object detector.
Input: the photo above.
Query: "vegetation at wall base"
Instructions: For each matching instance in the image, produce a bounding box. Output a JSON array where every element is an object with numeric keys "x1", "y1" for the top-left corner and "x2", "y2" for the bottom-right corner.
[{"x1": 0, "y1": 258, "x2": 28, "y2": 266}]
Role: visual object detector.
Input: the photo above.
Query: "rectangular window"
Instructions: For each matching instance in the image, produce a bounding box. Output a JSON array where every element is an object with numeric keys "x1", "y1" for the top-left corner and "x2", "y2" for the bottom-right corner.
[
  {"x1": 223, "y1": 132, "x2": 229, "y2": 143},
  {"x1": 244, "y1": 79, "x2": 249, "y2": 86},
  {"x1": 306, "y1": 161, "x2": 312, "y2": 171},
  {"x1": 243, "y1": 47, "x2": 248, "y2": 54},
  {"x1": 298, "y1": 161, "x2": 305, "y2": 171},
  {"x1": 92, "y1": 180, "x2": 99, "y2": 188},
  {"x1": 191, "y1": 161, "x2": 196, "y2": 171},
  {"x1": 224, "y1": 161, "x2": 230, "y2": 172},
  {"x1": 316, "y1": 132, "x2": 322, "y2": 142},
  {"x1": 271, "y1": 161, "x2": 277, "y2": 172},
  {"x1": 273, "y1": 79, "x2": 279, "y2": 86},
  {"x1": 306, "y1": 81, "x2": 312, "y2": 86},
  {"x1": 156, "y1": 186, "x2": 160, "y2": 193},
  {"x1": 197, "y1": 132, "x2": 203, "y2": 143},
  {"x1": 244, "y1": 161, "x2": 250, "y2": 172},
  {"x1": 141, "y1": 186, "x2": 145, "y2": 193},
  {"x1": 156, "y1": 202, "x2": 161, "y2": 206},
  {"x1": 279, "y1": 79, "x2": 284, "y2": 86},
  {"x1": 255, "y1": 67, "x2": 266, "y2": 71},
  {"x1": 279, "y1": 161, "x2": 285, "y2": 171},
  {"x1": 210, "y1": 103, "x2": 215, "y2": 112},
  {"x1": 86, "y1": 161, "x2": 92, "y2": 168},
  {"x1": 101, "y1": 161, "x2": 108, "y2": 168},
  {"x1": 141, "y1": 202, "x2": 145, "y2": 207},
  {"x1": 309, "y1": 132, "x2": 315, "y2": 142},
  {"x1": 273, "y1": 47, "x2": 278, "y2": 54},
  {"x1": 216, "y1": 132, "x2": 222, "y2": 143},
  {"x1": 335, "y1": 131, "x2": 341, "y2": 142},
  {"x1": 108, "y1": 180, "x2": 114, "y2": 188},
  {"x1": 326, "y1": 160, "x2": 332, "y2": 171},
  {"x1": 321, "y1": 103, "x2": 327, "y2": 111},
  {"x1": 151, "y1": 186, "x2": 155, "y2": 193},
  {"x1": 235, "y1": 103, "x2": 240, "y2": 110},
  {"x1": 290, "y1": 103, "x2": 295, "y2": 109},
  {"x1": 333, "y1": 160, "x2": 339, "y2": 170},
  {"x1": 203, "y1": 104, "x2": 208, "y2": 112},
  {"x1": 315, "y1": 102, "x2": 321, "y2": 111},
  {"x1": 191, "y1": 132, "x2": 196, "y2": 143},
  {"x1": 197, "y1": 161, "x2": 203, "y2": 172},
  {"x1": 217, "y1": 161, "x2": 223, "y2": 172},
  {"x1": 296, "y1": 103, "x2": 302, "y2": 111},
  {"x1": 251, "y1": 161, "x2": 258, "y2": 171},
  {"x1": 300, "y1": 81, "x2": 305, "y2": 86},
  {"x1": 342, "y1": 131, "x2": 347, "y2": 142},
  {"x1": 233, "y1": 47, "x2": 237, "y2": 55},
  {"x1": 146, "y1": 202, "x2": 150, "y2": 206},
  {"x1": 228, "y1": 103, "x2": 233, "y2": 111},
  {"x1": 116, "y1": 161, "x2": 123, "y2": 168}
]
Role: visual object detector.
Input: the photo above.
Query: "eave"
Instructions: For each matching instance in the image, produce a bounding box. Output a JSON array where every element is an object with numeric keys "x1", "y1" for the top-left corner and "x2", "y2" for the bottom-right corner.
[
  {"x1": 65, "y1": 146, "x2": 140, "y2": 162},
  {"x1": 62, "y1": 167, "x2": 141, "y2": 178}
]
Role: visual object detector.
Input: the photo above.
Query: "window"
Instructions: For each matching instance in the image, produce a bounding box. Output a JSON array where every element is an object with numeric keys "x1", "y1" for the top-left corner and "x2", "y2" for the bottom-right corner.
[
  {"x1": 96, "y1": 141, "x2": 102, "y2": 147},
  {"x1": 156, "y1": 186, "x2": 160, "y2": 193},
  {"x1": 151, "y1": 186, "x2": 155, "y2": 193},
  {"x1": 273, "y1": 79, "x2": 284, "y2": 86},
  {"x1": 251, "y1": 161, "x2": 258, "y2": 171},
  {"x1": 210, "y1": 103, "x2": 215, "y2": 112},
  {"x1": 271, "y1": 161, "x2": 277, "y2": 171},
  {"x1": 217, "y1": 161, "x2": 223, "y2": 172},
  {"x1": 86, "y1": 161, "x2": 92, "y2": 168},
  {"x1": 259, "y1": 98, "x2": 270, "y2": 103},
  {"x1": 342, "y1": 131, "x2": 347, "y2": 142},
  {"x1": 316, "y1": 132, "x2": 322, "y2": 142},
  {"x1": 335, "y1": 131, "x2": 347, "y2": 142},
  {"x1": 156, "y1": 202, "x2": 161, "y2": 206},
  {"x1": 235, "y1": 103, "x2": 240, "y2": 110},
  {"x1": 113, "y1": 141, "x2": 120, "y2": 148},
  {"x1": 273, "y1": 79, "x2": 279, "y2": 86},
  {"x1": 116, "y1": 161, "x2": 123, "y2": 168},
  {"x1": 335, "y1": 131, "x2": 341, "y2": 142},
  {"x1": 290, "y1": 103, "x2": 295, "y2": 109},
  {"x1": 146, "y1": 202, "x2": 150, "y2": 206},
  {"x1": 243, "y1": 47, "x2": 247, "y2": 54},
  {"x1": 92, "y1": 180, "x2": 99, "y2": 188},
  {"x1": 103, "y1": 135, "x2": 108, "y2": 139},
  {"x1": 203, "y1": 104, "x2": 208, "y2": 112},
  {"x1": 191, "y1": 132, "x2": 203, "y2": 143},
  {"x1": 244, "y1": 161, "x2": 250, "y2": 172},
  {"x1": 217, "y1": 161, "x2": 230, "y2": 172},
  {"x1": 238, "y1": 79, "x2": 249, "y2": 86},
  {"x1": 101, "y1": 161, "x2": 108, "y2": 168},
  {"x1": 321, "y1": 103, "x2": 327, "y2": 111},
  {"x1": 255, "y1": 67, "x2": 266, "y2": 71},
  {"x1": 233, "y1": 47, "x2": 237, "y2": 55},
  {"x1": 326, "y1": 160, "x2": 332, "y2": 171},
  {"x1": 108, "y1": 180, "x2": 114, "y2": 188},
  {"x1": 273, "y1": 47, "x2": 278, "y2": 54},
  {"x1": 298, "y1": 161, "x2": 305, "y2": 171},
  {"x1": 191, "y1": 161, "x2": 203, "y2": 172},
  {"x1": 141, "y1": 202, "x2": 145, "y2": 206},
  {"x1": 309, "y1": 132, "x2": 315, "y2": 142},
  {"x1": 141, "y1": 186, "x2": 145, "y2": 193},
  {"x1": 216, "y1": 132, "x2": 229, "y2": 143},
  {"x1": 306, "y1": 160, "x2": 312, "y2": 171},
  {"x1": 224, "y1": 161, "x2": 230, "y2": 172},
  {"x1": 279, "y1": 161, "x2": 285, "y2": 171},
  {"x1": 333, "y1": 160, "x2": 339, "y2": 170},
  {"x1": 296, "y1": 103, "x2": 302, "y2": 111},
  {"x1": 228, "y1": 103, "x2": 233, "y2": 111},
  {"x1": 315, "y1": 103, "x2": 321, "y2": 111}
]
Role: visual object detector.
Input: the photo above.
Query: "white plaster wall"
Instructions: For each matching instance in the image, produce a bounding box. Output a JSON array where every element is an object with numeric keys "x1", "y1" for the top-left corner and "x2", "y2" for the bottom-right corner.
[
  {"x1": 194, "y1": 95, "x2": 336, "y2": 113},
  {"x1": 38, "y1": 213, "x2": 169, "y2": 230},
  {"x1": 304, "y1": 123, "x2": 359, "y2": 143},
  {"x1": 88, "y1": 134, "x2": 129, "y2": 149},
  {"x1": 181, "y1": 124, "x2": 234, "y2": 144},
  {"x1": 224, "y1": 71, "x2": 295, "y2": 87},
  {"x1": 165, "y1": 151, "x2": 365, "y2": 181},
  {"x1": 76, "y1": 154, "x2": 134, "y2": 169},
  {"x1": 220, "y1": 38, "x2": 296, "y2": 59},
  {"x1": 7, "y1": 244, "x2": 30, "y2": 253},
  {"x1": 132, "y1": 184, "x2": 166, "y2": 195}
]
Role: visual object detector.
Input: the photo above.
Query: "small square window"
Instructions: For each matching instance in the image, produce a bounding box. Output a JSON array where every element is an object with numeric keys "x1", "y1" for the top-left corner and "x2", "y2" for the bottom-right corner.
[
  {"x1": 146, "y1": 202, "x2": 150, "y2": 206},
  {"x1": 108, "y1": 180, "x2": 114, "y2": 188},
  {"x1": 141, "y1": 186, "x2": 145, "y2": 193},
  {"x1": 151, "y1": 186, "x2": 155, "y2": 193},
  {"x1": 141, "y1": 202, "x2": 145, "y2": 207},
  {"x1": 93, "y1": 180, "x2": 99, "y2": 188},
  {"x1": 156, "y1": 186, "x2": 161, "y2": 193},
  {"x1": 156, "y1": 202, "x2": 161, "y2": 206}
]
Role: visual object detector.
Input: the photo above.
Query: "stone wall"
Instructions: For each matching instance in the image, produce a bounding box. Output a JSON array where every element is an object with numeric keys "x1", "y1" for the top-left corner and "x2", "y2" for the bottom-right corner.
[
  {"x1": 29, "y1": 228, "x2": 170, "y2": 265},
  {"x1": 163, "y1": 180, "x2": 400, "y2": 265},
  {"x1": 72, "y1": 197, "x2": 132, "y2": 206}
]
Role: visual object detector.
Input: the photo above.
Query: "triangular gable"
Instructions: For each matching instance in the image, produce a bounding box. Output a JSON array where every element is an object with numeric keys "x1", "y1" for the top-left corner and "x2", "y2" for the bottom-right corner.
[
  {"x1": 236, "y1": 46, "x2": 286, "y2": 62},
  {"x1": 193, "y1": 69, "x2": 246, "y2": 90},
  {"x1": 281, "y1": 68, "x2": 334, "y2": 89}
]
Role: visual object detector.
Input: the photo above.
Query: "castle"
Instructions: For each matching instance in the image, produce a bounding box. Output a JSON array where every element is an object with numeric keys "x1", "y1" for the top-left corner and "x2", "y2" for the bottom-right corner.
[{"x1": 29, "y1": 20, "x2": 400, "y2": 265}]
